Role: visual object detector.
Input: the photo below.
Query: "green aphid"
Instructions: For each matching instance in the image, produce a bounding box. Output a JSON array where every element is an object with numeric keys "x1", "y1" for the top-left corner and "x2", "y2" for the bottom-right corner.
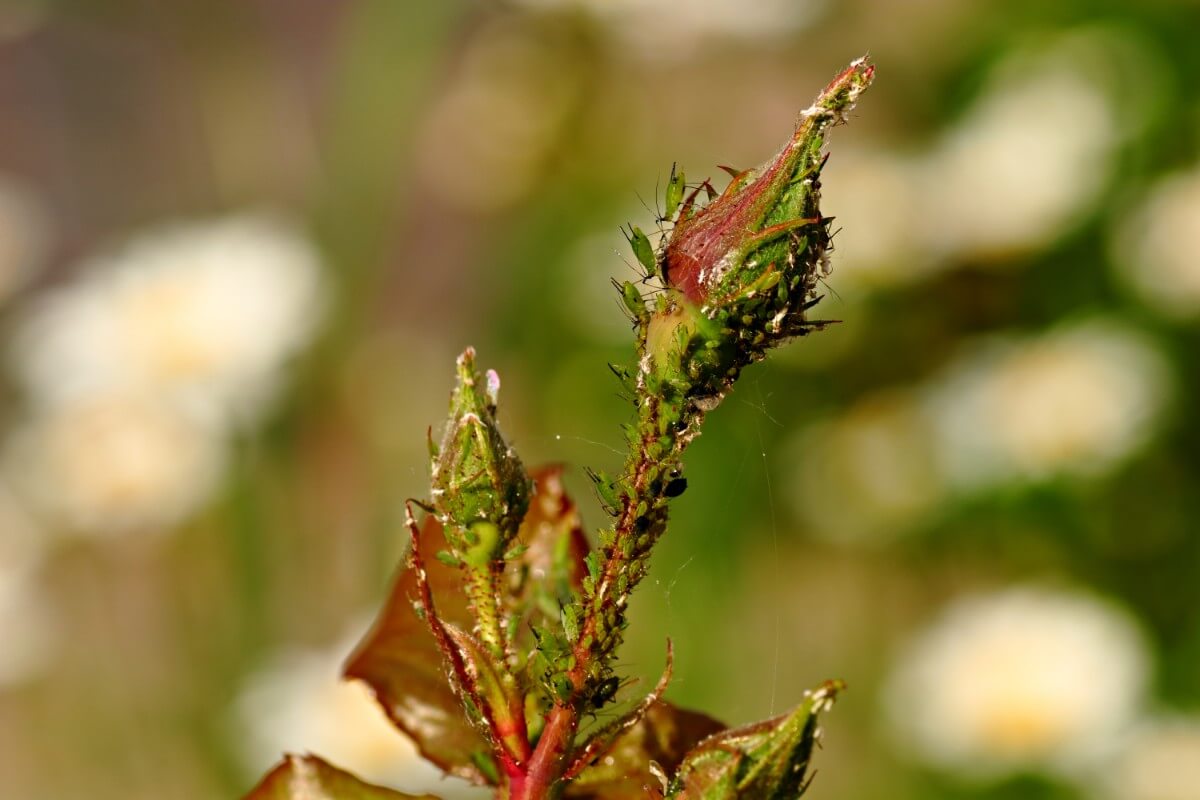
[
  {"x1": 503, "y1": 543, "x2": 529, "y2": 560},
  {"x1": 584, "y1": 551, "x2": 602, "y2": 581},
  {"x1": 552, "y1": 676, "x2": 574, "y2": 704},
  {"x1": 561, "y1": 603, "x2": 580, "y2": 642},
  {"x1": 623, "y1": 225, "x2": 656, "y2": 276},
  {"x1": 620, "y1": 280, "x2": 647, "y2": 321},
  {"x1": 665, "y1": 163, "x2": 685, "y2": 221},
  {"x1": 530, "y1": 625, "x2": 564, "y2": 658},
  {"x1": 434, "y1": 550, "x2": 461, "y2": 568},
  {"x1": 586, "y1": 468, "x2": 621, "y2": 513},
  {"x1": 607, "y1": 362, "x2": 635, "y2": 394},
  {"x1": 620, "y1": 537, "x2": 634, "y2": 559}
]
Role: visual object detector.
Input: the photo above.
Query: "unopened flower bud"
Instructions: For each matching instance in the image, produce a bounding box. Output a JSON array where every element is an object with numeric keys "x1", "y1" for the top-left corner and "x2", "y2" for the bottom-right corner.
[
  {"x1": 662, "y1": 57, "x2": 874, "y2": 309},
  {"x1": 632, "y1": 58, "x2": 874, "y2": 416},
  {"x1": 431, "y1": 348, "x2": 531, "y2": 558}
]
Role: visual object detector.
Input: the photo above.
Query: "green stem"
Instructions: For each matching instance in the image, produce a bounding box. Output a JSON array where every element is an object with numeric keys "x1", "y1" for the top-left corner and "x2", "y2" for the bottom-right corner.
[{"x1": 463, "y1": 563, "x2": 507, "y2": 659}]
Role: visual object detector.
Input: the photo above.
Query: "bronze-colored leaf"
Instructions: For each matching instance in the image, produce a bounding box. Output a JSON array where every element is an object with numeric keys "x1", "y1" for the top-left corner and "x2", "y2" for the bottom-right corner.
[
  {"x1": 344, "y1": 516, "x2": 491, "y2": 784},
  {"x1": 566, "y1": 700, "x2": 726, "y2": 799},
  {"x1": 507, "y1": 465, "x2": 590, "y2": 640},
  {"x1": 243, "y1": 754, "x2": 440, "y2": 800}
]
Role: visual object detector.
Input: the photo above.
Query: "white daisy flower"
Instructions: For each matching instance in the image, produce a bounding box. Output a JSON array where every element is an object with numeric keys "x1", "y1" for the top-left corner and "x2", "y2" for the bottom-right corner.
[
  {"x1": 1100, "y1": 718, "x2": 1200, "y2": 800},
  {"x1": 1111, "y1": 165, "x2": 1200, "y2": 320},
  {"x1": 885, "y1": 587, "x2": 1149, "y2": 779},
  {"x1": 922, "y1": 55, "x2": 1115, "y2": 259},
  {"x1": 13, "y1": 214, "x2": 324, "y2": 427},
  {"x1": 920, "y1": 26, "x2": 1160, "y2": 262},
  {"x1": 820, "y1": 150, "x2": 934, "y2": 292},
  {"x1": 233, "y1": 625, "x2": 486, "y2": 799},
  {"x1": 4, "y1": 392, "x2": 226, "y2": 536},
  {"x1": 924, "y1": 318, "x2": 1171, "y2": 486}
]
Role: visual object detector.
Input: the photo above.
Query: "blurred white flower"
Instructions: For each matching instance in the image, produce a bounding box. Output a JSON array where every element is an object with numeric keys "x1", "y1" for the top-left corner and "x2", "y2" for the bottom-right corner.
[
  {"x1": 0, "y1": 481, "x2": 56, "y2": 687},
  {"x1": 4, "y1": 393, "x2": 226, "y2": 536},
  {"x1": 885, "y1": 587, "x2": 1149, "y2": 779},
  {"x1": 234, "y1": 626, "x2": 486, "y2": 799},
  {"x1": 13, "y1": 214, "x2": 324, "y2": 426},
  {"x1": 922, "y1": 50, "x2": 1117, "y2": 260},
  {"x1": 924, "y1": 319, "x2": 1171, "y2": 486},
  {"x1": 1101, "y1": 718, "x2": 1200, "y2": 800},
  {"x1": 513, "y1": 0, "x2": 825, "y2": 58},
  {"x1": 1111, "y1": 165, "x2": 1200, "y2": 320},
  {"x1": 784, "y1": 391, "x2": 944, "y2": 544},
  {"x1": 0, "y1": 175, "x2": 51, "y2": 304},
  {"x1": 821, "y1": 150, "x2": 934, "y2": 292},
  {"x1": 825, "y1": 28, "x2": 1164, "y2": 294},
  {"x1": 416, "y1": 19, "x2": 578, "y2": 213}
]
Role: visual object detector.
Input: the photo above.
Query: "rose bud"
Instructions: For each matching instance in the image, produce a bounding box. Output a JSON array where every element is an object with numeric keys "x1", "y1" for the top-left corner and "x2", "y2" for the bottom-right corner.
[
  {"x1": 430, "y1": 347, "x2": 532, "y2": 560},
  {"x1": 660, "y1": 57, "x2": 874, "y2": 309}
]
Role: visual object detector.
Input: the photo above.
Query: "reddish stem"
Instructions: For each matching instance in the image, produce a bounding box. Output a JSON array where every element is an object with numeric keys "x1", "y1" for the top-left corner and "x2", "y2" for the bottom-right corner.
[{"x1": 507, "y1": 704, "x2": 578, "y2": 800}]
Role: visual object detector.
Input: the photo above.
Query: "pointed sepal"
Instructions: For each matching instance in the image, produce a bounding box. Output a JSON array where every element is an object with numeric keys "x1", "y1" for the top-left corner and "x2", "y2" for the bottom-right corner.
[
  {"x1": 442, "y1": 623, "x2": 531, "y2": 768},
  {"x1": 668, "y1": 680, "x2": 844, "y2": 799}
]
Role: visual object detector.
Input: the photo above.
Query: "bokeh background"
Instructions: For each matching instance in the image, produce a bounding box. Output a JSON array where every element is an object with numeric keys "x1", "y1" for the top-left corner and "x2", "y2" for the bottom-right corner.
[{"x1": 2, "y1": 1, "x2": 1200, "y2": 799}]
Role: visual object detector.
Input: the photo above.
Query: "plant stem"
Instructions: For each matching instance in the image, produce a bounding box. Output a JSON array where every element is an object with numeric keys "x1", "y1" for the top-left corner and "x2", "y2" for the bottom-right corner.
[
  {"x1": 508, "y1": 704, "x2": 578, "y2": 800},
  {"x1": 463, "y1": 563, "x2": 507, "y2": 659}
]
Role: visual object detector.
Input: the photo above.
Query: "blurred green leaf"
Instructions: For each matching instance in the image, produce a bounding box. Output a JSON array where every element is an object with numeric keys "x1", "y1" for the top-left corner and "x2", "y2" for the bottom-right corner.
[{"x1": 243, "y1": 754, "x2": 439, "y2": 799}]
